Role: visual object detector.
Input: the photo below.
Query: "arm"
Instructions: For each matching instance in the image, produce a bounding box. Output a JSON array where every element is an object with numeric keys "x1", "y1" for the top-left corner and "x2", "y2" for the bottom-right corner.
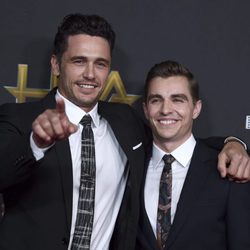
[
  {"x1": 0, "y1": 99, "x2": 77, "y2": 191},
  {"x1": 0, "y1": 104, "x2": 37, "y2": 191}
]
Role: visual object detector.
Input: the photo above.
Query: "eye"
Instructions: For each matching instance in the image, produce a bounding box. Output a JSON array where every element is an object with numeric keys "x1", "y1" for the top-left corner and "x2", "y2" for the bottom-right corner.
[
  {"x1": 173, "y1": 97, "x2": 184, "y2": 103},
  {"x1": 149, "y1": 98, "x2": 160, "y2": 104},
  {"x1": 96, "y1": 61, "x2": 108, "y2": 69},
  {"x1": 73, "y1": 59, "x2": 85, "y2": 65}
]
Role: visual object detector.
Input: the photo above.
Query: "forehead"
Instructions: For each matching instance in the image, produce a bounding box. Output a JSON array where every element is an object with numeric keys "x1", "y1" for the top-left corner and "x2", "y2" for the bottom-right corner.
[
  {"x1": 148, "y1": 76, "x2": 191, "y2": 96},
  {"x1": 64, "y1": 34, "x2": 111, "y2": 59}
]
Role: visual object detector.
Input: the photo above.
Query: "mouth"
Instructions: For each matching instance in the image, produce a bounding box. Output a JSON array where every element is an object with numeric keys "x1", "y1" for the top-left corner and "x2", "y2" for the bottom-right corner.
[
  {"x1": 76, "y1": 81, "x2": 98, "y2": 90},
  {"x1": 158, "y1": 119, "x2": 178, "y2": 125},
  {"x1": 78, "y1": 84, "x2": 95, "y2": 89}
]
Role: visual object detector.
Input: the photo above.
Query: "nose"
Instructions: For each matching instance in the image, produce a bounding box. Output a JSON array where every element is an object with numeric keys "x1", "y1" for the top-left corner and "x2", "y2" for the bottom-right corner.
[
  {"x1": 83, "y1": 63, "x2": 95, "y2": 79},
  {"x1": 161, "y1": 100, "x2": 173, "y2": 115}
]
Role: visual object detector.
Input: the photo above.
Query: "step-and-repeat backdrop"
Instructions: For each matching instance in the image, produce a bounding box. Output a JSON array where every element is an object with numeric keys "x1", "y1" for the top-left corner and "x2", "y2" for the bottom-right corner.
[
  {"x1": 0, "y1": 0, "x2": 249, "y2": 215},
  {"x1": 1, "y1": 0, "x2": 249, "y2": 141}
]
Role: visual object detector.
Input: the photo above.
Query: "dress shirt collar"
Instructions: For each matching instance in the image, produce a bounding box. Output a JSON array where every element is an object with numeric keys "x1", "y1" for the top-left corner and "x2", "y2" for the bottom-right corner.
[
  {"x1": 56, "y1": 90, "x2": 100, "y2": 128},
  {"x1": 151, "y1": 134, "x2": 196, "y2": 169}
]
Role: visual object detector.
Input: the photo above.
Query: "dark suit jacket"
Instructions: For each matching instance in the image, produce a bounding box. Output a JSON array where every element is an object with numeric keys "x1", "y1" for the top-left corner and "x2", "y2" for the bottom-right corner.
[
  {"x1": 136, "y1": 140, "x2": 250, "y2": 250},
  {"x1": 0, "y1": 89, "x2": 148, "y2": 250}
]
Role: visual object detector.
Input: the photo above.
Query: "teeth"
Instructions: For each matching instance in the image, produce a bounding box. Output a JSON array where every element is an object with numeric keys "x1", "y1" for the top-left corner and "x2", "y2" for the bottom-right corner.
[
  {"x1": 159, "y1": 120, "x2": 176, "y2": 125},
  {"x1": 79, "y1": 84, "x2": 95, "y2": 89}
]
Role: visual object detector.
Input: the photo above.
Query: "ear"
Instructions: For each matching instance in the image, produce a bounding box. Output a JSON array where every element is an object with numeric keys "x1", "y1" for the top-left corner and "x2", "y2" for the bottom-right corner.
[
  {"x1": 51, "y1": 55, "x2": 60, "y2": 76},
  {"x1": 192, "y1": 100, "x2": 202, "y2": 120},
  {"x1": 143, "y1": 102, "x2": 149, "y2": 120}
]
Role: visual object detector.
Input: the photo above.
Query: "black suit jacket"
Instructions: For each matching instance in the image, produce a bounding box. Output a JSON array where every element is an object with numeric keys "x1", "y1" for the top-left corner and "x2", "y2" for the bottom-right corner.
[
  {"x1": 136, "y1": 140, "x2": 250, "y2": 250},
  {"x1": 0, "y1": 89, "x2": 148, "y2": 250}
]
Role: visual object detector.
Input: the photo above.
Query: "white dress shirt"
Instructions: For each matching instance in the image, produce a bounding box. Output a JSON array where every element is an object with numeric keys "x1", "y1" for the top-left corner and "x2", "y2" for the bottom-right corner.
[
  {"x1": 31, "y1": 91, "x2": 128, "y2": 250},
  {"x1": 144, "y1": 135, "x2": 196, "y2": 236}
]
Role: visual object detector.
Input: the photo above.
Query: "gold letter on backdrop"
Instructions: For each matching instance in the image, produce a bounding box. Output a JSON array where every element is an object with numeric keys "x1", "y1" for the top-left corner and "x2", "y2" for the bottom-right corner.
[{"x1": 4, "y1": 64, "x2": 140, "y2": 105}]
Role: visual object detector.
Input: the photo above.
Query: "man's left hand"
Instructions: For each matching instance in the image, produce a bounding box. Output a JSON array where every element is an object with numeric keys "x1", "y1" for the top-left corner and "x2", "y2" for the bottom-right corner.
[{"x1": 218, "y1": 141, "x2": 250, "y2": 183}]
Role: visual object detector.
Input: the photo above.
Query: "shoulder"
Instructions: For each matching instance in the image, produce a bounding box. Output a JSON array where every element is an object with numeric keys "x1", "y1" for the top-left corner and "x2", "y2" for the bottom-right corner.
[
  {"x1": 98, "y1": 101, "x2": 142, "y2": 122},
  {"x1": 98, "y1": 101, "x2": 133, "y2": 112},
  {"x1": 98, "y1": 101, "x2": 151, "y2": 142},
  {"x1": 0, "y1": 90, "x2": 56, "y2": 129},
  {"x1": 194, "y1": 138, "x2": 220, "y2": 160},
  {"x1": 0, "y1": 89, "x2": 56, "y2": 118},
  {"x1": 0, "y1": 100, "x2": 42, "y2": 115},
  {"x1": 0, "y1": 102, "x2": 40, "y2": 121}
]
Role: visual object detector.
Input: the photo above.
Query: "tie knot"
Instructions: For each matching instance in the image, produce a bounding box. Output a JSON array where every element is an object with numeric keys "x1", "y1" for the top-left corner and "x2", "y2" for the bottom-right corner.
[
  {"x1": 80, "y1": 115, "x2": 92, "y2": 126},
  {"x1": 163, "y1": 154, "x2": 175, "y2": 165}
]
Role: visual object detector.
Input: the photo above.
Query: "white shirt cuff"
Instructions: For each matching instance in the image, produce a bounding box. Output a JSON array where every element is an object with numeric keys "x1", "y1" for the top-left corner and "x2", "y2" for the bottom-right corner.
[
  {"x1": 30, "y1": 132, "x2": 54, "y2": 161},
  {"x1": 224, "y1": 136, "x2": 247, "y2": 150}
]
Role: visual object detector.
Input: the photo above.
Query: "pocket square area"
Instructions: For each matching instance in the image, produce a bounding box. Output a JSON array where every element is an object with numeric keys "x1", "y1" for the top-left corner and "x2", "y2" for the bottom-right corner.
[{"x1": 132, "y1": 142, "x2": 142, "y2": 150}]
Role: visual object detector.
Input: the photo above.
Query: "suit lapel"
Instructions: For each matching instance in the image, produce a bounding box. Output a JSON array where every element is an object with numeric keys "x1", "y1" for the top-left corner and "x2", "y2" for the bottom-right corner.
[
  {"x1": 98, "y1": 102, "x2": 131, "y2": 155},
  {"x1": 40, "y1": 88, "x2": 57, "y2": 109},
  {"x1": 98, "y1": 101, "x2": 133, "y2": 203},
  {"x1": 41, "y1": 88, "x2": 73, "y2": 232},
  {"x1": 139, "y1": 149, "x2": 160, "y2": 250},
  {"x1": 54, "y1": 140, "x2": 73, "y2": 233},
  {"x1": 166, "y1": 140, "x2": 216, "y2": 248}
]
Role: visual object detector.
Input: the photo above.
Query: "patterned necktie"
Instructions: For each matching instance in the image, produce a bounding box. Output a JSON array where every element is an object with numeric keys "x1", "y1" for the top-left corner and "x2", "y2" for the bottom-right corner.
[
  {"x1": 156, "y1": 154, "x2": 175, "y2": 250},
  {"x1": 71, "y1": 115, "x2": 96, "y2": 250}
]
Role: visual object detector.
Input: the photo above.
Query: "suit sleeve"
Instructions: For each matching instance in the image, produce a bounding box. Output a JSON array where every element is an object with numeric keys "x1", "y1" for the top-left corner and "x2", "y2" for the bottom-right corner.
[
  {"x1": 201, "y1": 136, "x2": 249, "y2": 154},
  {"x1": 0, "y1": 104, "x2": 37, "y2": 192},
  {"x1": 226, "y1": 182, "x2": 250, "y2": 249},
  {"x1": 200, "y1": 137, "x2": 225, "y2": 150}
]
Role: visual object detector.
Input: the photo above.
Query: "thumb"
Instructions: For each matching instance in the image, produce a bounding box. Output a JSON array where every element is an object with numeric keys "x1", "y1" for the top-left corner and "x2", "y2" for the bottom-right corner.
[{"x1": 68, "y1": 122, "x2": 78, "y2": 134}]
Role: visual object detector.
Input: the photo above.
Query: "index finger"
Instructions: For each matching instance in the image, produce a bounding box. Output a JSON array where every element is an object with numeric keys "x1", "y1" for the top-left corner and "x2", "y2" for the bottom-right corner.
[
  {"x1": 56, "y1": 98, "x2": 66, "y2": 115},
  {"x1": 217, "y1": 152, "x2": 228, "y2": 178}
]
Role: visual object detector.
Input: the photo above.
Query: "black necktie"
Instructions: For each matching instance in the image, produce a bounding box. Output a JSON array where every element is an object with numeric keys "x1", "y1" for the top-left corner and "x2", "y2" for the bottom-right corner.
[
  {"x1": 157, "y1": 154, "x2": 175, "y2": 249},
  {"x1": 71, "y1": 115, "x2": 96, "y2": 250}
]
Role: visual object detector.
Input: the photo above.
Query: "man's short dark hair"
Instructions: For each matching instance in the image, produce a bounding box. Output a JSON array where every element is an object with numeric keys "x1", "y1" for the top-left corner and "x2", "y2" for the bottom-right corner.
[
  {"x1": 53, "y1": 13, "x2": 116, "y2": 60},
  {"x1": 144, "y1": 60, "x2": 199, "y2": 103}
]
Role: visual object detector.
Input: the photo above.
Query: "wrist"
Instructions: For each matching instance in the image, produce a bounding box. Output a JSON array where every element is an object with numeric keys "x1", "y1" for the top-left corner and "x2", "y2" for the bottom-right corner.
[{"x1": 224, "y1": 136, "x2": 247, "y2": 150}]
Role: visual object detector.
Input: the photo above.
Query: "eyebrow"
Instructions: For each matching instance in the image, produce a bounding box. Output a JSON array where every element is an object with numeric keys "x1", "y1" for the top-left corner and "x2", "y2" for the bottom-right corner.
[
  {"x1": 70, "y1": 56, "x2": 110, "y2": 65},
  {"x1": 147, "y1": 94, "x2": 163, "y2": 101},
  {"x1": 171, "y1": 93, "x2": 189, "y2": 101},
  {"x1": 70, "y1": 56, "x2": 85, "y2": 61},
  {"x1": 147, "y1": 93, "x2": 189, "y2": 102}
]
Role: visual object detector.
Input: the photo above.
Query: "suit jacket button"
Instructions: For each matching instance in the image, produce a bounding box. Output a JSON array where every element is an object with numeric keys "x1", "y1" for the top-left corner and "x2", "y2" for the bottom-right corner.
[{"x1": 61, "y1": 237, "x2": 69, "y2": 246}]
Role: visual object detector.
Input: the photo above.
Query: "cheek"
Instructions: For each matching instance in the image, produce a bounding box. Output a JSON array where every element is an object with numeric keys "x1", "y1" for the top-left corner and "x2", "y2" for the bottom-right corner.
[
  {"x1": 183, "y1": 110, "x2": 195, "y2": 124},
  {"x1": 147, "y1": 118, "x2": 157, "y2": 133},
  {"x1": 65, "y1": 64, "x2": 82, "y2": 76},
  {"x1": 69, "y1": 68, "x2": 81, "y2": 78},
  {"x1": 145, "y1": 108, "x2": 155, "y2": 121},
  {"x1": 177, "y1": 106, "x2": 191, "y2": 116},
  {"x1": 99, "y1": 70, "x2": 109, "y2": 83},
  {"x1": 148, "y1": 112, "x2": 159, "y2": 128},
  {"x1": 147, "y1": 104, "x2": 160, "y2": 116}
]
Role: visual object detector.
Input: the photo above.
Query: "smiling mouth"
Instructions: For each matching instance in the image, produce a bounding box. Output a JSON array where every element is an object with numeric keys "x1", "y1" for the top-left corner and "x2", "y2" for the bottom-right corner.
[
  {"x1": 159, "y1": 119, "x2": 177, "y2": 125},
  {"x1": 76, "y1": 81, "x2": 98, "y2": 89},
  {"x1": 78, "y1": 84, "x2": 95, "y2": 89}
]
